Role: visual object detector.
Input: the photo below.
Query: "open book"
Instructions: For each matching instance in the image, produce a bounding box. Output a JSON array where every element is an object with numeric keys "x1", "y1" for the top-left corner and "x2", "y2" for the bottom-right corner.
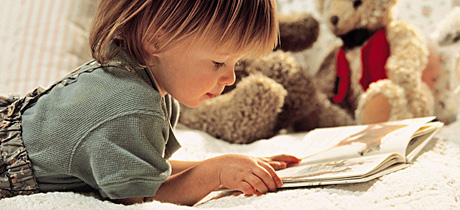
[{"x1": 277, "y1": 116, "x2": 443, "y2": 188}]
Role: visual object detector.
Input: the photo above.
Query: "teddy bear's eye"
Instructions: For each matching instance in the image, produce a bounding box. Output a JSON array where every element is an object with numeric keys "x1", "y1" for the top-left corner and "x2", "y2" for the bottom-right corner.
[{"x1": 353, "y1": 0, "x2": 362, "y2": 8}]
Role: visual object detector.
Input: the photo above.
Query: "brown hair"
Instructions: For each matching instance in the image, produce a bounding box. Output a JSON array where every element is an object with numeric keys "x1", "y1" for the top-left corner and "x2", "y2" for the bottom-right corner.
[{"x1": 89, "y1": 0, "x2": 279, "y2": 66}]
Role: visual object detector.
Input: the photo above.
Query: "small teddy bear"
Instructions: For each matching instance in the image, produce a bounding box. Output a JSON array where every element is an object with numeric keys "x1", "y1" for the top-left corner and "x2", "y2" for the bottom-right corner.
[
  {"x1": 179, "y1": 13, "x2": 355, "y2": 144},
  {"x1": 314, "y1": 0, "x2": 434, "y2": 124}
]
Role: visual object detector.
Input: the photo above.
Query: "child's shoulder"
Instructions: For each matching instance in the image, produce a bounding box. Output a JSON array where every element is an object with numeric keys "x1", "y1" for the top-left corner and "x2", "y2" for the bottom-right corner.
[
  {"x1": 86, "y1": 67, "x2": 159, "y2": 103},
  {"x1": 46, "y1": 65, "x2": 162, "y2": 115}
]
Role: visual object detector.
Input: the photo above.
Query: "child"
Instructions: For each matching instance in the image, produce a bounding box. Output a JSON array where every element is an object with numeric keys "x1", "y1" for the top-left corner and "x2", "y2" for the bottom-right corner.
[{"x1": 0, "y1": 0, "x2": 301, "y2": 206}]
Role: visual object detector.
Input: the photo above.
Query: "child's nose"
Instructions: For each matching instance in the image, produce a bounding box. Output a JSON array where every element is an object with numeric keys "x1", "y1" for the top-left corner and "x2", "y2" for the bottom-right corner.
[{"x1": 219, "y1": 66, "x2": 236, "y2": 86}]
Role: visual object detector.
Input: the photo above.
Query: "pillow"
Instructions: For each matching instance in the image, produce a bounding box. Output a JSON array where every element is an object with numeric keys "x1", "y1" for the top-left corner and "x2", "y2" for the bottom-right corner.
[{"x1": 0, "y1": 0, "x2": 97, "y2": 95}]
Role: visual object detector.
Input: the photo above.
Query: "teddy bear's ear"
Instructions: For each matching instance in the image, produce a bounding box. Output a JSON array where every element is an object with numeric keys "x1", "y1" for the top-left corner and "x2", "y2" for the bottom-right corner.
[
  {"x1": 315, "y1": 0, "x2": 324, "y2": 14},
  {"x1": 384, "y1": 0, "x2": 398, "y2": 8}
]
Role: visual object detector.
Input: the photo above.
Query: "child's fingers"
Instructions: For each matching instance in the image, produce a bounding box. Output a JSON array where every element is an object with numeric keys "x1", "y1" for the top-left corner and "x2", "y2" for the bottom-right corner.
[
  {"x1": 245, "y1": 174, "x2": 270, "y2": 193},
  {"x1": 259, "y1": 154, "x2": 300, "y2": 170},
  {"x1": 269, "y1": 154, "x2": 301, "y2": 164},
  {"x1": 256, "y1": 161, "x2": 283, "y2": 189},
  {"x1": 267, "y1": 161, "x2": 287, "y2": 170},
  {"x1": 238, "y1": 181, "x2": 257, "y2": 195}
]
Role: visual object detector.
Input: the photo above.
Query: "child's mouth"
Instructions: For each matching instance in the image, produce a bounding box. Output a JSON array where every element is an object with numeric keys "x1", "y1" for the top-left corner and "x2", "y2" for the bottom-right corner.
[{"x1": 206, "y1": 93, "x2": 215, "y2": 99}]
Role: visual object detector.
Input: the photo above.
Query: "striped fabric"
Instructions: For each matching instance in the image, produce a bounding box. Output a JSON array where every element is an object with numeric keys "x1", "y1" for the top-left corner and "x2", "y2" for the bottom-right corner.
[{"x1": 0, "y1": 0, "x2": 97, "y2": 95}]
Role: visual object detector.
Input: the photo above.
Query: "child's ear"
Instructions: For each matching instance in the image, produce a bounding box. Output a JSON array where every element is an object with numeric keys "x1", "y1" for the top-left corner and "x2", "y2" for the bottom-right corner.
[
  {"x1": 143, "y1": 29, "x2": 166, "y2": 56},
  {"x1": 142, "y1": 40, "x2": 160, "y2": 57}
]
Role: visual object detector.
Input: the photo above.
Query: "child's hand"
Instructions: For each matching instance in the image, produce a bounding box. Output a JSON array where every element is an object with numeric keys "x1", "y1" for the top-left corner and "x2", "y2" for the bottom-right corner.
[
  {"x1": 258, "y1": 154, "x2": 301, "y2": 170},
  {"x1": 154, "y1": 154, "x2": 301, "y2": 205},
  {"x1": 212, "y1": 154, "x2": 283, "y2": 196}
]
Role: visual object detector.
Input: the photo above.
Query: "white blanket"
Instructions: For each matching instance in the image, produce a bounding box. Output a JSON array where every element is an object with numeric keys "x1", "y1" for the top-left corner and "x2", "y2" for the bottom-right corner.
[{"x1": 2, "y1": 115, "x2": 459, "y2": 210}]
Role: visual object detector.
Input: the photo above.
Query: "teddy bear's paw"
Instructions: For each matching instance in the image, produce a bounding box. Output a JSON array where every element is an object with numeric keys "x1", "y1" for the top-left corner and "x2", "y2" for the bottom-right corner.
[{"x1": 356, "y1": 80, "x2": 412, "y2": 124}]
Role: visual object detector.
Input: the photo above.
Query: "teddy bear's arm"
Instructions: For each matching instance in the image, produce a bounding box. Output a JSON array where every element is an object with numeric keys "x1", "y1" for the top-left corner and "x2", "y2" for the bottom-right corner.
[
  {"x1": 277, "y1": 13, "x2": 320, "y2": 52},
  {"x1": 357, "y1": 21, "x2": 434, "y2": 123},
  {"x1": 385, "y1": 21, "x2": 429, "y2": 88}
]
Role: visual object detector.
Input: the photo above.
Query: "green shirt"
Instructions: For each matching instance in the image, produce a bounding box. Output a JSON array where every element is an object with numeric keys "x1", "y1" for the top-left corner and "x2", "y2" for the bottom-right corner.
[{"x1": 21, "y1": 49, "x2": 181, "y2": 199}]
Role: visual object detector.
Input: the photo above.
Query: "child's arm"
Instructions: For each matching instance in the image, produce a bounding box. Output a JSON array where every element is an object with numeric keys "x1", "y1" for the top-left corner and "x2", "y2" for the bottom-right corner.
[
  {"x1": 115, "y1": 154, "x2": 299, "y2": 206},
  {"x1": 168, "y1": 160, "x2": 200, "y2": 175},
  {"x1": 168, "y1": 154, "x2": 300, "y2": 175},
  {"x1": 157, "y1": 154, "x2": 300, "y2": 205}
]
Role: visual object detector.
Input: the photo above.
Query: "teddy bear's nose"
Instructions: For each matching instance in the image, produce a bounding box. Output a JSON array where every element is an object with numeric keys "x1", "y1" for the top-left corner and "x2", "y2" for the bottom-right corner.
[{"x1": 330, "y1": 16, "x2": 339, "y2": 25}]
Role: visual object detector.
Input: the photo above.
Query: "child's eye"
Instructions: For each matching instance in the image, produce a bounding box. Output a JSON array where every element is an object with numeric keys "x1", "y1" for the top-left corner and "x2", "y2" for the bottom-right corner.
[{"x1": 213, "y1": 61, "x2": 225, "y2": 69}]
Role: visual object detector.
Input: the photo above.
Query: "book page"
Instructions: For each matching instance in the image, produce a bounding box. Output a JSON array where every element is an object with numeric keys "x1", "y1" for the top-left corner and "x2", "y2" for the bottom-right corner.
[
  {"x1": 298, "y1": 117, "x2": 436, "y2": 164},
  {"x1": 277, "y1": 153, "x2": 406, "y2": 184},
  {"x1": 280, "y1": 162, "x2": 408, "y2": 188},
  {"x1": 405, "y1": 121, "x2": 443, "y2": 162}
]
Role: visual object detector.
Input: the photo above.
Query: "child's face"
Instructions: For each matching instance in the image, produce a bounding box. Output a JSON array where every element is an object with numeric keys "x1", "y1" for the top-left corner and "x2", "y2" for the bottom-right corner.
[{"x1": 151, "y1": 37, "x2": 245, "y2": 107}]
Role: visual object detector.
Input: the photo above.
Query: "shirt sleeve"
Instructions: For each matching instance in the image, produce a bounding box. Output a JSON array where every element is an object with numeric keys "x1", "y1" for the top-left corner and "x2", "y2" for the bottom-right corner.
[
  {"x1": 68, "y1": 111, "x2": 172, "y2": 199},
  {"x1": 165, "y1": 95, "x2": 180, "y2": 129}
]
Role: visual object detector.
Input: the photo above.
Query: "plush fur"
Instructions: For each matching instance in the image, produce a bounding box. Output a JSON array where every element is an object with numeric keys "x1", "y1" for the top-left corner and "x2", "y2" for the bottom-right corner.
[{"x1": 315, "y1": 0, "x2": 434, "y2": 124}]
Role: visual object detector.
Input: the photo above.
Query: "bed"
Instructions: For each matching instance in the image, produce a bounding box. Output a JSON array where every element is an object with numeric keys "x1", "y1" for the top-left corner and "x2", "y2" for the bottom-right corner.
[{"x1": 1, "y1": 0, "x2": 459, "y2": 209}]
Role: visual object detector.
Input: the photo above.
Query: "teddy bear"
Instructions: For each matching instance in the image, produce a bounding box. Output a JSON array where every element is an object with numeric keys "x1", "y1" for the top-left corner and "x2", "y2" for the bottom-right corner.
[
  {"x1": 179, "y1": 13, "x2": 355, "y2": 144},
  {"x1": 434, "y1": 7, "x2": 460, "y2": 123},
  {"x1": 314, "y1": 0, "x2": 434, "y2": 125}
]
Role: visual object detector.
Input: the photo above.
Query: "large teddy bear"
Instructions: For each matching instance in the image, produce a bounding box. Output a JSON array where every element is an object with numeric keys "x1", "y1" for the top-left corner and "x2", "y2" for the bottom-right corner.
[
  {"x1": 179, "y1": 13, "x2": 355, "y2": 144},
  {"x1": 314, "y1": 0, "x2": 434, "y2": 125}
]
